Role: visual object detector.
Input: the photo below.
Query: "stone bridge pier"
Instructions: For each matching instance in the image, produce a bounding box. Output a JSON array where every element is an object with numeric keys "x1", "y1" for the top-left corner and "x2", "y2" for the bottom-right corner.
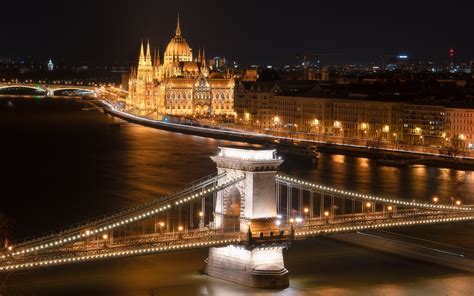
[{"x1": 204, "y1": 146, "x2": 289, "y2": 288}]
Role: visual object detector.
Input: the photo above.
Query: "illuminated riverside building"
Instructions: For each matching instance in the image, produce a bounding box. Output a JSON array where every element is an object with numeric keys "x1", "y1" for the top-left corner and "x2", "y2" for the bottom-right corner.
[
  {"x1": 235, "y1": 81, "x2": 474, "y2": 149},
  {"x1": 445, "y1": 107, "x2": 474, "y2": 149},
  {"x1": 403, "y1": 104, "x2": 446, "y2": 147},
  {"x1": 127, "y1": 16, "x2": 235, "y2": 117}
]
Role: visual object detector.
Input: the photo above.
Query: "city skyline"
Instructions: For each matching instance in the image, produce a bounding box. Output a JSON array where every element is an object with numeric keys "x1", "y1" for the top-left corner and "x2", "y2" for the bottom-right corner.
[{"x1": 1, "y1": 0, "x2": 473, "y2": 65}]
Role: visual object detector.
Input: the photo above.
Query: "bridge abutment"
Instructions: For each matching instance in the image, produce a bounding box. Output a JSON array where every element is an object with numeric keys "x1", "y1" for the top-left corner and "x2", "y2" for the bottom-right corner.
[{"x1": 204, "y1": 245, "x2": 289, "y2": 289}]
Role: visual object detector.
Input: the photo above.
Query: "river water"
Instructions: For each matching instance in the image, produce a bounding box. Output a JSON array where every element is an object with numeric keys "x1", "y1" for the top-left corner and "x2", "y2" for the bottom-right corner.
[{"x1": 1, "y1": 98, "x2": 474, "y2": 295}]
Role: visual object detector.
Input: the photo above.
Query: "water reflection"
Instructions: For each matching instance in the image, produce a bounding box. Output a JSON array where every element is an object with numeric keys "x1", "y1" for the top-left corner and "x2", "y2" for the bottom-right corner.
[
  {"x1": 1, "y1": 98, "x2": 474, "y2": 239},
  {"x1": 2, "y1": 98, "x2": 474, "y2": 295}
]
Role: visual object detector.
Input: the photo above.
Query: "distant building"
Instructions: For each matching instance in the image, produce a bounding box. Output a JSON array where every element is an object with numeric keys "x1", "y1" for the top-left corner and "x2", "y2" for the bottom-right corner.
[
  {"x1": 403, "y1": 104, "x2": 446, "y2": 147},
  {"x1": 210, "y1": 56, "x2": 226, "y2": 70},
  {"x1": 320, "y1": 67, "x2": 330, "y2": 81},
  {"x1": 127, "y1": 15, "x2": 234, "y2": 116},
  {"x1": 242, "y1": 69, "x2": 258, "y2": 82},
  {"x1": 445, "y1": 108, "x2": 474, "y2": 149},
  {"x1": 121, "y1": 73, "x2": 130, "y2": 91},
  {"x1": 396, "y1": 54, "x2": 409, "y2": 69},
  {"x1": 234, "y1": 80, "x2": 474, "y2": 149},
  {"x1": 47, "y1": 59, "x2": 54, "y2": 71}
]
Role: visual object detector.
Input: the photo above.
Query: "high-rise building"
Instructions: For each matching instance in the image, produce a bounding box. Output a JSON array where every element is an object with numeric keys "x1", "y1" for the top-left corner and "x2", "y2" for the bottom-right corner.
[
  {"x1": 47, "y1": 59, "x2": 54, "y2": 71},
  {"x1": 127, "y1": 16, "x2": 235, "y2": 117}
]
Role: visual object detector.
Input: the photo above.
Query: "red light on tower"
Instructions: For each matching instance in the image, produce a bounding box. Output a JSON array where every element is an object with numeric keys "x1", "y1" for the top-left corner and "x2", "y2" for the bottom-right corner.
[{"x1": 449, "y1": 48, "x2": 455, "y2": 58}]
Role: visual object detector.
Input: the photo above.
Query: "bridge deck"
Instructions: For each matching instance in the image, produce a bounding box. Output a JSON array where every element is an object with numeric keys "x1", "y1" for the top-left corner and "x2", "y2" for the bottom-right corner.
[{"x1": 1, "y1": 172, "x2": 473, "y2": 273}]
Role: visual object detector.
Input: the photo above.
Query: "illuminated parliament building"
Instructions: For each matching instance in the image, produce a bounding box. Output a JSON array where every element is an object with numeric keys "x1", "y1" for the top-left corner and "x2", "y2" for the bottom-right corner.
[{"x1": 126, "y1": 16, "x2": 235, "y2": 117}]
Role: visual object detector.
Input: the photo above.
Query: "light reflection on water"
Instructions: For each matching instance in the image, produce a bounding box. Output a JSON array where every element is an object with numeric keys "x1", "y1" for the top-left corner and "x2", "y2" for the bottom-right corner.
[{"x1": 1, "y1": 98, "x2": 474, "y2": 295}]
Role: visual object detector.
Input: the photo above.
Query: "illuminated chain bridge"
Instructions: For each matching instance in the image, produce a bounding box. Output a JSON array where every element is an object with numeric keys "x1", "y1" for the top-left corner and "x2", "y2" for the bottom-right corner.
[{"x1": 1, "y1": 147, "x2": 473, "y2": 288}]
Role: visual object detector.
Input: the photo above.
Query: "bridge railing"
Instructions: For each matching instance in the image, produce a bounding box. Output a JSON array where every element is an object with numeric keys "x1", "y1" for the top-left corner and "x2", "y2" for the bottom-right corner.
[
  {"x1": 2, "y1": 173, "x2": 246, "y2": 260},
  {"x1": 294, "y1": 210, "x2": 474, "y2": 238},
  {"x1": 276, "y1": 173, "x2": 470, "y2": 212},
  {"x1": 0, "y1": 233, "x2": 242, "y2": 272},
  {"x1": 5, "y1": 172, "x2": 225, "y2": 251}
]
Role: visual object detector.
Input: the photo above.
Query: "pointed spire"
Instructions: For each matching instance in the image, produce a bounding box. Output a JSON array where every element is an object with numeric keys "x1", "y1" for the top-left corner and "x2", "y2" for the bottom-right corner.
[
  {"x1": 154, "y1": 47, "x2": 159, "y2": 66},
  {"x1": 175, "y1": 13, "x2": 181, "y2": 36},
  {"x1": 146, "y1": 39, "x2": 151, "y2": 60},
  {"x1": 139, "y1": 40, "x2": 145, "y2": 65},
  {"x1": 197, "y1": 48, "x2": 201, "y2": 63},
  {"x1": 202, "y1": 47, "x2": 206, "y2": 67}
]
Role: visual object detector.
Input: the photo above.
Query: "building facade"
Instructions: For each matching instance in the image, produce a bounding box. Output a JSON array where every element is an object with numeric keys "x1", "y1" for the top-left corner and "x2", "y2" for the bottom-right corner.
[
  {"x1": 445, "y1": 107, "x2": 474, "y2": 149},
  {"x1": 127, "y1": 16, "x2": 235, "y2": 117},
  {"x1": 235, "y1": 81, "x2": 474, "y2": 149}
]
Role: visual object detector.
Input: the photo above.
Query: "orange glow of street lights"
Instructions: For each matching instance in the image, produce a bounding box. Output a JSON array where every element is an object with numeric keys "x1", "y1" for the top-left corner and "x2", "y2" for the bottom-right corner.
[
  {"x1": 432, "y1": 197, "x2": 439, "y2": 203},
  {"x1": 456, "y1": 200, "x2": 462, "y2": 206},
  {"x1": 304, "y1": 207, "x2": 309, "y2": 214},
  {"x1": 324, "y1": 211, "x2": 330, "y2": 217},
  {"x1": 178, "y1": 226, "x2": 184, "y2": 231}
]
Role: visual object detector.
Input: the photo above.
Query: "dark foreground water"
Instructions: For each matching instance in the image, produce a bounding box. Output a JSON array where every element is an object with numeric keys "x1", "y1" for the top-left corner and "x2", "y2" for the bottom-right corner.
[{"x1": 1, "y1": 98, "x2": 474, "y2": 295}]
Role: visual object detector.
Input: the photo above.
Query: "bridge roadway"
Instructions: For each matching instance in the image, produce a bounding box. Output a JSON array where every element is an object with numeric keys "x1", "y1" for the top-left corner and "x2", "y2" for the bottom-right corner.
[
  {"x1": 1, "y1": 208, "x2": 474, "y2": 272},
  {"x1": 1, "y1": 173, "x2": 473, "y2": 272},
  {"x1": 2, "y1": 172, "x2": 244, "y2": 258}
]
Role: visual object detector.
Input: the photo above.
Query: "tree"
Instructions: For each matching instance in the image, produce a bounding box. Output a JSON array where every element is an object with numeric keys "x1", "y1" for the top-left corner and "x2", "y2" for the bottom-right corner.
[{"x1": 447, "y1": 138, "x2": 465, "y2": 158}]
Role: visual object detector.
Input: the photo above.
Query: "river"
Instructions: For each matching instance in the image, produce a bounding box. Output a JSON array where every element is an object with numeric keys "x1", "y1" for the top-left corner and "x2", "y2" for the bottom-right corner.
[{"x1": 1, "y1": 98, "x2": 473, "y2": 295}]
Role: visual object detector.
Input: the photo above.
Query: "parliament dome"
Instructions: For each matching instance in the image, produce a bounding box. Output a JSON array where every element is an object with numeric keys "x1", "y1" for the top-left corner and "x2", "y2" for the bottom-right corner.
[{"x1": 164, "y1": 15, "x2": 193, "y2": 63}]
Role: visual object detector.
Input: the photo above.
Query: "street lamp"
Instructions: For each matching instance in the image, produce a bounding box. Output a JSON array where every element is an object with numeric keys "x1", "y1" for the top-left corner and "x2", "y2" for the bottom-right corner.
[
  {"x1": 199, "y1": 211, "x2": 204, "y2": 229},
  {"x1": 456, "y1": 200, "x2": 462, "y2": 206},
  {"x1": 365, "y1": 202, "x2": 372, "y2": 214},
  {"x1": 432, "y1": 197, "x2": 439, "y2": 203},
  {"x1": 102, "y1": 233, "x2": 109, "y2": 247},
  {"x1": 157, "y1": 221, "x2": 165, "y2": 233}
]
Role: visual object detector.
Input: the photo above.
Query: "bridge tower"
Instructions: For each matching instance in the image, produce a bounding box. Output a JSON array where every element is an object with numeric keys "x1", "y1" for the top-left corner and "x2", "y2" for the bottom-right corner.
[
  {"x1": 205, "y1": 146, "x2": 289, "y2": 288},
  {"x1": 210, "y1": 146, "x2": 283, "y2": 231}
]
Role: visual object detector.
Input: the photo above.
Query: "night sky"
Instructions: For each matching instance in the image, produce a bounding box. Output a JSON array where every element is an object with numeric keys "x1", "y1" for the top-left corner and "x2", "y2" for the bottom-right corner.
[{"x1": 1, "y1": 0, "x2": 473, "y2": 65}]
